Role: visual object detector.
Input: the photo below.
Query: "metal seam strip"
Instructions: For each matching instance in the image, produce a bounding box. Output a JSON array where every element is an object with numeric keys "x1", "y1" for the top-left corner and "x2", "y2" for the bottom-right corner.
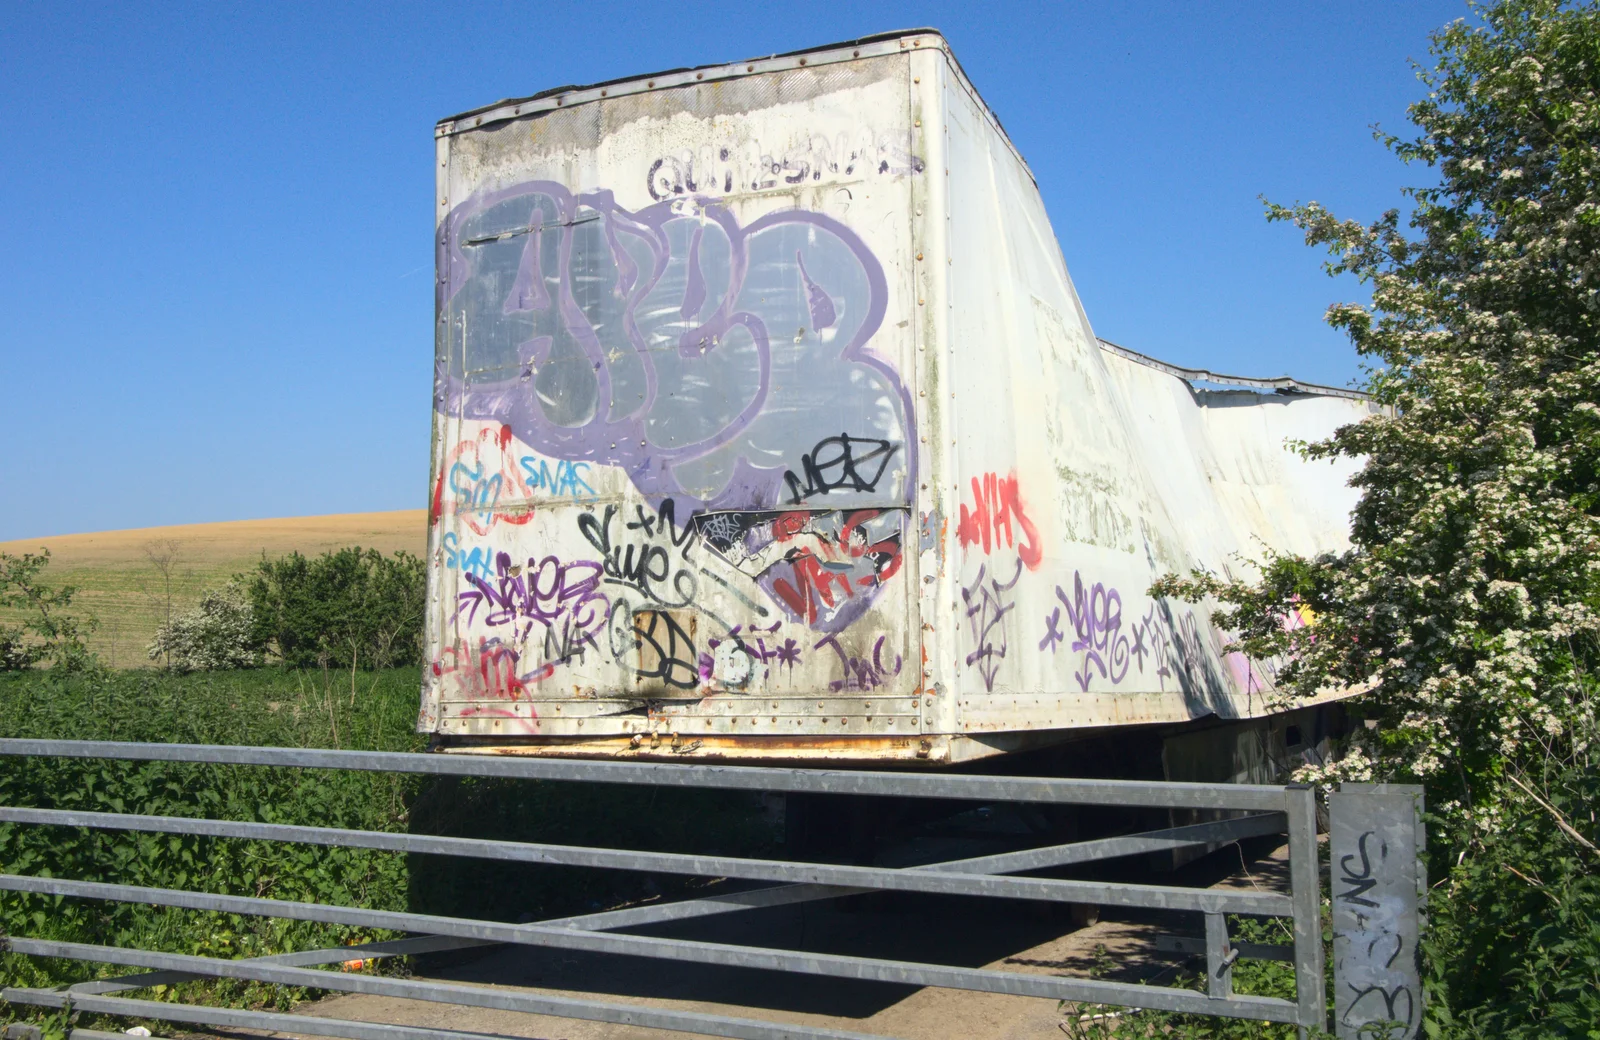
[{"x1": 437, "y1": 38, "x2": 920, "y2": 137}]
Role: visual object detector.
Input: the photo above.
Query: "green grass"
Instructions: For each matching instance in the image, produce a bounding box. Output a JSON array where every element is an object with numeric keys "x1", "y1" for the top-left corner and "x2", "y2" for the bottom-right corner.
[
  {"x1": 0, "y1": 667, "x2": 426, "y2": 1012},
  {"x1": 0, "y1": 557, "x2": 243, "y2": 670}
]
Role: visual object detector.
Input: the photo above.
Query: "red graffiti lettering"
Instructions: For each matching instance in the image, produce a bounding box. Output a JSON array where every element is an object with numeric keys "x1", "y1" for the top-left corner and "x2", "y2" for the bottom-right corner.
[
  {"x1": 431, "y1": 637, "x2": 548, "y2": 704},
  {"x1": 957, "y1": 471, "x2": 1042, "y2": 570},
  {"x1": 430, "y1": 424, "x2": 536, "y2": 535},
  {"x1": 769, "y1": 509, "x2": 904, "y2": 627}
]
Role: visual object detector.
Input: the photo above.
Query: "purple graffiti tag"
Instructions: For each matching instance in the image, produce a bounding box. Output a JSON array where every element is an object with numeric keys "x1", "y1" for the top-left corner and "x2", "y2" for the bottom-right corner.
[
  {"x1": 453, "y1": 552, "x2": 609, "y2": 664},
  {"x1": 1057, "y1": 571, "x2": 1131, "y2": 692},
  {"x1": 435, "y1": 181, "x2": 915, "y2": 513},
  {"x1": 1038, "y1": 606, "x2": 1064, "y2": 653},
  {"x1": 962, "y1": 559, "x2": 1023, "y2": 692},
  {"x1": 705, "y1": 623, "x2": 805, "y2": 681},
  {"x1": 814, "y1": 633, "x2": 903, "y2": 692}
]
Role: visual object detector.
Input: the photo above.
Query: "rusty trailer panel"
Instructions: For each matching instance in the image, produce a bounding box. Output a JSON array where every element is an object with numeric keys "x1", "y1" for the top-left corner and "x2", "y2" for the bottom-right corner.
[{"x1": 421, "y1": 30, "x2": 1370, "y2": 764}]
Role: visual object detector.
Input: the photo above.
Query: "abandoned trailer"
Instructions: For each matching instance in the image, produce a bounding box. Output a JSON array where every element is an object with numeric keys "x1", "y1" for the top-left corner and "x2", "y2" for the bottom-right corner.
[{"x1": 423, "y1": 30, "x2": 1369, "y2": 783}]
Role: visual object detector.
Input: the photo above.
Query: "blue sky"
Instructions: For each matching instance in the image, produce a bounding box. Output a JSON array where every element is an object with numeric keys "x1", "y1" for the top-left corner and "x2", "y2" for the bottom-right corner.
[{"x1": 0, "y1": 1, "x2": 1467, "y2": 541}]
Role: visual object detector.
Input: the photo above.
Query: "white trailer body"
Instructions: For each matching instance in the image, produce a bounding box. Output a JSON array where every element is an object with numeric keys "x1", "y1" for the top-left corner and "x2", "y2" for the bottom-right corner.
[{"x1": 422, "y1": 30, "x2": 1369, "y2": 764}]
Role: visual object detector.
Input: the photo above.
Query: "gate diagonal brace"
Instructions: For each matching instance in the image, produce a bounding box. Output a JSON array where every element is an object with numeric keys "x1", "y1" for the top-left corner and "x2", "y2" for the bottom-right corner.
[
  {"x1": 69, "y1": 934, "x2": 487, "y2": 997},
  {"x1": 80, "y1": 814, "x2": 1282, "y2": 997},
  {"x1": 544, "y1": 812, "x2": 1288, "y2": 934},
  {"x1": 0, "y1": 806, "x2": 1287, "y2": 918},
  {"x1": 8, "y1": 809, "x2": 1286, "y2": 1000}
]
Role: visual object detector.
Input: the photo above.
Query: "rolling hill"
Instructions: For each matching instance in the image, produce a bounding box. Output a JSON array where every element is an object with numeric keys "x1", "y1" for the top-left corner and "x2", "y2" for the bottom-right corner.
[{"x1": 0, "y1": 511, "x2": 427, "y2": 668}]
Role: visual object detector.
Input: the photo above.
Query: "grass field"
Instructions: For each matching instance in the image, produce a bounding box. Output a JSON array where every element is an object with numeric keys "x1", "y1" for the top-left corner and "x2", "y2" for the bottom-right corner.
[{"x1": 0, "y1": 510, "x2": 427, "y2": 667}]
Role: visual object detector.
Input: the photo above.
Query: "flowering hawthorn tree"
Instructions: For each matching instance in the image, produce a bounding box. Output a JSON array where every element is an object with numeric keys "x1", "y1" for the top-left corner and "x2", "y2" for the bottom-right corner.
[
  {"x1": 1148, "y1": 5, "x2": 1600, "y2": 1031},
  {"x1": 1155, "y1": 0, "x2": 1600, "y2": 824}
]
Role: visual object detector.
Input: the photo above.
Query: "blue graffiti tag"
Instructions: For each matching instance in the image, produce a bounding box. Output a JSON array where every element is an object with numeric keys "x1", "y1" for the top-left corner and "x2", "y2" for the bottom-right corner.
[
  {"x1": 448, "y1": 460, "x2": 503, "y2": 529},
  {"x1": 442, "y1": 532, "x2": 494, "y2": 580},
  {"x1": 519, "y1": 455, "x2": 597, "y2": 501}
]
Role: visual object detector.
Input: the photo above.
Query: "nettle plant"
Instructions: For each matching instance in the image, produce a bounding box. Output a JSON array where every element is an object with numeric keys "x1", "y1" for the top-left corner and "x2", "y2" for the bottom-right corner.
[{"x1": 1152, "y1": 0, "x2": 1600, "y2": 823}]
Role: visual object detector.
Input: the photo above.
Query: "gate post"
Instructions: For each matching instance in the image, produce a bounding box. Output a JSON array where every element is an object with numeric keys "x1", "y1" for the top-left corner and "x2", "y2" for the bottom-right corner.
[
  {"x1": 1328, "y1": 783, "x2": 1426, "y2": 1039},
  {"x1": 1284, "y1": 784, "x2": 1326, "y2": 1035}
]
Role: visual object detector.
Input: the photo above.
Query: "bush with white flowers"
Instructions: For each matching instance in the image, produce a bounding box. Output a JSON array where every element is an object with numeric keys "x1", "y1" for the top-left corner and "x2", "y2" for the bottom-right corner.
[
  {"x1": 1150, "y1": 3, "x2": 1600, "y2": 1034},
  {"x1": 147, "y1": 582, "x2": 263, "y2": 671}
]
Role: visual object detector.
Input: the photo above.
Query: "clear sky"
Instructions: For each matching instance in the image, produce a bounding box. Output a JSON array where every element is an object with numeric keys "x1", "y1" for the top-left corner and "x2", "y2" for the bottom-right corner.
[{"x1": 0, "y1": 1, "x2": 1468, "y2": 541}]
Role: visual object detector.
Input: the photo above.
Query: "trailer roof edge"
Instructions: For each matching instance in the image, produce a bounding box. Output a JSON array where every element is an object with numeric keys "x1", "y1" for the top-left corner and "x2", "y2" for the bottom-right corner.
[
  {"x1": 434, "y1": 29, "x2": 1037, "y2": 188},
  {"x1": 1097, "y1": 338, "x2": 1371, "y2": 402}
]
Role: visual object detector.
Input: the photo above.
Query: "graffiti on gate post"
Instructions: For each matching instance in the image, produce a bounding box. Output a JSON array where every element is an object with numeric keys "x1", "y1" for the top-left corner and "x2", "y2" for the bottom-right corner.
[{"x1": 1329, "y1": 784, "x2": 1426, "y2": 1040}]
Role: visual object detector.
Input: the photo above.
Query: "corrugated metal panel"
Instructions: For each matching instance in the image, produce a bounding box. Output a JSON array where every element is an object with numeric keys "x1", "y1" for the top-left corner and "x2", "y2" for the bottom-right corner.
[{"x1": 424, "y1": 48, "x2": 928, "y2": 751}]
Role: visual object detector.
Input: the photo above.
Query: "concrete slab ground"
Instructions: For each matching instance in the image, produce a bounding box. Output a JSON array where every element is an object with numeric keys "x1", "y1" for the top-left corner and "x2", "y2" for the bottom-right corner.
[{"x1": 266, "y1": 839, "x2": 1294, "y2": 1040}]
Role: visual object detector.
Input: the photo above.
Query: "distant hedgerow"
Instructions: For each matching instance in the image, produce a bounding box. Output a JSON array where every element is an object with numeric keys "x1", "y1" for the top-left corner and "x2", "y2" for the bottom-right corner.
[{"x1": 247, "y1": 547, "x2": 426, "y2": 670}]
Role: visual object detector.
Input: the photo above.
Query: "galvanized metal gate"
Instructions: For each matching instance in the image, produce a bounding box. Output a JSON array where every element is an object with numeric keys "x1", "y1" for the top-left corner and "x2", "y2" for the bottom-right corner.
[{"x1": 0, "y1": 740, "x2": 1421, "y2": 1039}]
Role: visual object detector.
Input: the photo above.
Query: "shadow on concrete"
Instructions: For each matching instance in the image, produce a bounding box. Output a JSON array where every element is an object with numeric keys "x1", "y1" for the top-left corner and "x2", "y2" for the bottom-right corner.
[{"x1": 412, "y1": 834, "x2": 1290, "y2": 1021}]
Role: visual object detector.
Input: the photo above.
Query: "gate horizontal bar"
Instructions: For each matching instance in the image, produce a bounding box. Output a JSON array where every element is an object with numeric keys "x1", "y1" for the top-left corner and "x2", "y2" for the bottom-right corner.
[
  {"x1": 6, "y1": 932, "x2": 1300, "y2": 1024},
  {"x1": 0, "y1": 739, "x2": 1296, "y2": 811},
  {"x1": 1155, "y1": 934, "x2": 1295, "y2": 963},
  {"x1": 0, "y1": 809, "x2": 1289, "y2": 913},
  {"x1": 0, "y1": 880, "x2": 1296, "y2": 1018},
  {"x1": 71, "y1": 933, "x2": 487, "y2": 996},
  {"x1": 5, "y1": 981, "x2": 877, "y2": 1040}
]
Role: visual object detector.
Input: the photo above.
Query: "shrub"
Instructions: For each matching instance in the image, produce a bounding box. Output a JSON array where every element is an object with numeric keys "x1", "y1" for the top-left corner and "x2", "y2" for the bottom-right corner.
[
  {"x1": 0, "y1": 549, "x2": 96, "y2": 672},
  {"x1": 1423, "y1": 759, "x2": 1600, "y2": 1038},
  {"x1": 146, "y1": 581, "x2": 263, "y2": 672},
  {"x1": 246, "y1": 548, "x2": 426, "y2": 670},
  {"x1": 1148, "y1": 1, "x2": 1600, "y2": 1033},
  {"x1": 0, "y1": 666, "x2": 776, "y2": 1021}
]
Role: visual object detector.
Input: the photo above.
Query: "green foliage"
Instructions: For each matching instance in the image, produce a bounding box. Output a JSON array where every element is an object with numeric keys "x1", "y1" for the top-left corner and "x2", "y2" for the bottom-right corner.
[
  {"x1": 1159, "y1": 0, "x2": 1600, "y2": 813},
  {"x1": 0, "y1": 665, "x2": 777, "y2": 1026},
  {"x1": 0, "y1": 550, "x2": 96, "y2": 672},
  {"x1": 146, "y1": 581, "x2": 263, "y2": 672},
  {"x1": 1151, "y1": 1, "x2": 1600, "y2": 1034},
  {"x1": 1423, "y1": 761, "x2": 1600, "y2": 1038},
  {"x1": 247, "y1": 548, "x2": 426, "y2": 670},
  {"x1": 0, "y1": 667, "x2": 425, "y2": 1009},
  {"x1": 1059, "y1": 916, "x2": 1328, "y2": 1040}
]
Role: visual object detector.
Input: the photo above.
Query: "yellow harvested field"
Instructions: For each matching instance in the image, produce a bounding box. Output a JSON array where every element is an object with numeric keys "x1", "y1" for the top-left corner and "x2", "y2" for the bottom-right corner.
[{"x1": 0, "y1": 510, "x2": 427, "y2": 668}]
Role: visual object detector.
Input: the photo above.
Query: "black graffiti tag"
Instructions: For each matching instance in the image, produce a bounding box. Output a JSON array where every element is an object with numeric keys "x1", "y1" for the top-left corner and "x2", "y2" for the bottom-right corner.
[
  {"x1": 633, "y1": 609, "x2": 698, "y2": 690},
  {"x1": 1338, "y1": 830, "x2": 1383, "y2": 910},
  {"x1": 783, "y1": 434, "x2": 897, "y2": 504},
  {"x1": 578, "y1": 499, "x2": 699, "y2": 609},
  {"x1": 962, "y1": 559, "x2": 1023, "y2": 692},
  {"x1": 1335, "y1": 828, "x2": 1415, "y2": 1036}
]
